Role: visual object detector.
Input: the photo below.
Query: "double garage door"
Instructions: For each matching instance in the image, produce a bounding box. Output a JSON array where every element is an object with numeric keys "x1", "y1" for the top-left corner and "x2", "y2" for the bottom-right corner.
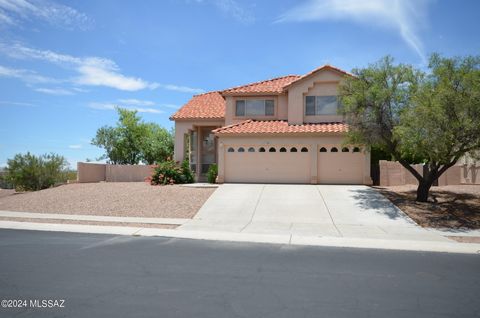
[{"x1": 224, "y1": 145, "x2": 364, "y2": 184}]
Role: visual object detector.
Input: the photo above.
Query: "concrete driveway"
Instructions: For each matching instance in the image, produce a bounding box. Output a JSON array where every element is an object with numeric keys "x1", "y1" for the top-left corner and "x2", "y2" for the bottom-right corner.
[{"x1": 180, "y1": 184, "x2": 448, "y2": 242}]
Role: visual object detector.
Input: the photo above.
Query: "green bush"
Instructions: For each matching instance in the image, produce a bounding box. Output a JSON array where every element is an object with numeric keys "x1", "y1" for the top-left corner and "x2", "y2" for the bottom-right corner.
[
  {"x1": 207, "y1": 164, "x2": 218, "y2": 184},
  {"x1": 150, "y1": 159, "x2": 194, "y2": 185},
  {"x1": 5, "y1": 152, "x2": 69, "y2": 191}
]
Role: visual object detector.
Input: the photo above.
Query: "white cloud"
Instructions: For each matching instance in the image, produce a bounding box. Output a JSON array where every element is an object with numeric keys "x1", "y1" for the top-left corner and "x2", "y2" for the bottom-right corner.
[
  {"x1": 211, "y1": 0, "x2": 254, "y2": 24},
  {"x1": 0, "y1": 0, "x2": 93, "y2": 30},
  {"x1": 68, "y1": 144, "x2": 82, "y2": 149},
  {"x1": 193, "y1": 0, "x2": 254, "y2": 24},
  {"x1": 118, "y1": 99, "x2": 155, "y2": 106},
  {"x1": 88, "y1": 102, "x2": 163, "y2": 114},
  {"x1": 156, "y1": 83, "x2": 204, "y2": 94},
  {"x1": 34, "y1": 87, "x2": 74, "y2": 95},
  {"x1": 0, "y1": 64, "x2": 57, "y2": 83},
  {"x1": 0, "y1": 100, "x2": 36, "y2": 107},
  {"x1": 277, "y1": 0, "x2": 430, "y2": 61},
  {"x1": 0, "y1": 42, "x2": 204, "y2": 93},
  {"x1": 161, "y1": 103, "x2": 180, "y2": 109},
  {"x1": 88, "y1": 102, "x2": 116, "y2": 111}
]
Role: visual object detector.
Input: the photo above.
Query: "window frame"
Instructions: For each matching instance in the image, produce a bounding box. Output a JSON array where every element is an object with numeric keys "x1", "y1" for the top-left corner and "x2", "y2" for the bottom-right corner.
[
  {"x1": 235, "y1": 99, "x2": 275, "y2": 117},
  {"x1": 305, "y1": 95, "x2": 339, "y2": 116}
]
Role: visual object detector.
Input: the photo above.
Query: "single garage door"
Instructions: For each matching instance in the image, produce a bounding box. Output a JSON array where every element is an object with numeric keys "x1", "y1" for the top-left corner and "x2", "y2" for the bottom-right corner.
[
  {"x1": 225, "y1": 145, "x2": 310, "y2": 183},
  {"x1": 318, "y1": 146, "x2": 364, "y2": 184}
]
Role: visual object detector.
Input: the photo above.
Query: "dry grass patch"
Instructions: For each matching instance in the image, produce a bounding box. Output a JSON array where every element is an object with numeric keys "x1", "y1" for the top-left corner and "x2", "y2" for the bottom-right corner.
[{"x1": 375, "y1": 185, "x2": 480, "y2": 229}]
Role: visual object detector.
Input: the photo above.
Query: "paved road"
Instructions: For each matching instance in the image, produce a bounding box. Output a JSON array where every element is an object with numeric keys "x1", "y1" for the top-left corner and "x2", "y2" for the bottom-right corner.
[
  {"x1": 0, "y1": 230, "x2": 479, "y2": 318},
  {"x1": 182, "y1": 184, "x2": 447, "y2": 242}
]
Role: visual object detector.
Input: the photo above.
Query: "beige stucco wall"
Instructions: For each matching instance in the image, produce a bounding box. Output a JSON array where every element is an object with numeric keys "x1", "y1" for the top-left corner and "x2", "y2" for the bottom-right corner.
[
  {"x1": 77, "y1": 162, "x2": 106, "y2": 183},
  {"x1": 77, "y1": 163, "x2": 154, "y2": 183},
  {"x1": 174, "y1": 120, "x2": 224, "y2": 163},
  {"x1": 287, "y1": 70, "x2": 344, "y2": 125},
  {"x1": 105, "y1": 165, "x2": 154, "y2": 182},
  {"x1": 379, "y1": 161, "x2": 423, "y2": 186},
  {"x1": 216, "y1": 135, "x2": 371, "y2": 185},
  {"x1": 378, "y1": 161, "x2": 467, "y2": 186},
  {"x1": 460, "y1": 164, "x2": 480, "y2": 184}
]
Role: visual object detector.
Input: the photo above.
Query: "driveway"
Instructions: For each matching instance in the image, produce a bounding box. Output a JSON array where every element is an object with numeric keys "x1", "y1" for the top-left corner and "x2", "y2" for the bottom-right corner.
[{"x1": 180, "y1": 184, "x2": 448, "y2": 242}]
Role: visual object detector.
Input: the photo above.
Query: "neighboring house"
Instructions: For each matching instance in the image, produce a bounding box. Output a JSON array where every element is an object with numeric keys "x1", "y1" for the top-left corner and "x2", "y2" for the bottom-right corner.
[{"x1": 170, "y1": 65, "x2": 372, "y2": 184}]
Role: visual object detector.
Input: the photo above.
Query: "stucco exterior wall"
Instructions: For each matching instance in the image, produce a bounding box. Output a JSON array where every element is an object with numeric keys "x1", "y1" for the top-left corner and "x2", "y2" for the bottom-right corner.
[
  {"x1": 287, "y1": 70, "x2": 344, "y2": 125},
  {"x1": 216, "y1": 135, "x2": 371, "y2": 185},
  {"x1": 174, "y1": 120, "x2": 224, "y2": 162}
]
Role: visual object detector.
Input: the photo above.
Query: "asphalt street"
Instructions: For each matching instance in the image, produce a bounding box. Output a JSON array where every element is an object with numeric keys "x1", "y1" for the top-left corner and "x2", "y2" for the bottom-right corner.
[{"x1": 0, "y1": 229, "x2": 479, "y2": 318}]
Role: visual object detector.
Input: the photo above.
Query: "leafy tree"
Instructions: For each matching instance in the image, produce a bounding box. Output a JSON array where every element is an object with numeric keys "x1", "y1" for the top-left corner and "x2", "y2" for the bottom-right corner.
[
  {"x1": 395, "y1": 54, "x2": 480, "y2": 200},
  {"x1": 92, "y1": 107, "x2": 174, "y2": 164},
  {"x1": 340, "y1": 55, "x2": 480, "y2": 202},
  {"x1": 141, "y1": 124, "x2": 174, "y2": 164},
  {"x1": 5, "y1": 152, "x2": 69, "y2": 191}
]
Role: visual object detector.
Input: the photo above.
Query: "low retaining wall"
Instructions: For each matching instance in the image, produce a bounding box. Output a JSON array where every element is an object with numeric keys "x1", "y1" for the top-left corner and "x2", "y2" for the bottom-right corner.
[
  {"x1": 378, "y1": 161, "x2": 473, "y2": 186},
  {"x1": 77, "y1": 162, "x2": 154, "y2": 183}
]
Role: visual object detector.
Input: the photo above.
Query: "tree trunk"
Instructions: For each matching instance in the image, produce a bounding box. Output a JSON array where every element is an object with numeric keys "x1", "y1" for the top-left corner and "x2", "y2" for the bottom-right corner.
[{"x1": 416, "y1": 181, "x2": 432, "y2": 202}]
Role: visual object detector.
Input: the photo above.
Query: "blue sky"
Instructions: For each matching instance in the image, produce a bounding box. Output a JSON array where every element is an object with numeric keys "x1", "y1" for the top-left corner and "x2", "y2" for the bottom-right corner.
[{"x1": 0, "y1": 0, "x2": 479, "y2": 168}]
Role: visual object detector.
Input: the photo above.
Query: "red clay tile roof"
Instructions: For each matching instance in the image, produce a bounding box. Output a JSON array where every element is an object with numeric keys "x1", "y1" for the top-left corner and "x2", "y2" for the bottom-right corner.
[
  {"x1": 212, "y1": 120, "x2": 348, "y2": 135},
  {"x1": 221, "y1": 75, "x2": 301, "y2": 95},
  {"x1": 170, "y1": 91, "x2": 225, "y2": 120},
  {"x1": 283, "y1": 65, "x2": 355, "y2": 89},
  {"x1": 171, "y1": 65, "x2": 352, "y2": 120}
]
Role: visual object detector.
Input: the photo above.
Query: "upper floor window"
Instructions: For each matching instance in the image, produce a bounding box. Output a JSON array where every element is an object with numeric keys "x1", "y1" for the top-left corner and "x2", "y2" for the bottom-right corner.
[
  {"x1": 305, "y1": 96, "x2": 338, "y2": 116},
  {"x1": 235, "y1": 99, "x2": 274, "y2": 117}
]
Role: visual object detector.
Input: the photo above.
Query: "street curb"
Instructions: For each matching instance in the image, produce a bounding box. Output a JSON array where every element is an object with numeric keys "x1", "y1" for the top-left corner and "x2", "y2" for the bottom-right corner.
[
  {"x1": 0, "y1": 210, "x2": 187, "y2": 225},
  {"x1": 1, "y1": 220, "x2": 480, "y2": 255}
]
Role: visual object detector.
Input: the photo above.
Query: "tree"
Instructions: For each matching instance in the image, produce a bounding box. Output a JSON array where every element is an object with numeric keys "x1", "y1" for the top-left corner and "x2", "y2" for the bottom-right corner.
[
  {"x1": 395, "y1": 54, "x2": 480, "y2": 201},
  {"x1": 91, "y1": 107, "x2": 173, "y2": 164},
  {"x1": 5, "y1": 152, "x2": 69, "y2": 191},
  {"x1": 340, "y1": 55, "x2": 480, "y2": 202}
]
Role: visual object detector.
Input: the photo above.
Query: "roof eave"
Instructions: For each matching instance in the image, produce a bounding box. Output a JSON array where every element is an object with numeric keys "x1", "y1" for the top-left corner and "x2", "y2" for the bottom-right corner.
[
  {"x1": 171, "y1": 117, "x2": 225, "y2": 122},
  {"x1": 214, "y1": 131, "x2": 347, "y2": 137},
  {"x1": 221, "y1": 91, "x2": 284, "y2": 97}
]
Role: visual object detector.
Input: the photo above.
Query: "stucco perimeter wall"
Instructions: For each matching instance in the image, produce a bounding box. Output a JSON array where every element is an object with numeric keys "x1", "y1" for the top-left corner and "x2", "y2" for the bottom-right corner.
[
  {"x1": 217, "y1": 135, "x2": 371, "y2": 185},
  {"x1": 174, "y1": 120, "x2": 224, "y2": 162},
  {"x1": 77, "y1": 162, "x2": 106, "y2": 183},
  {"x1": 379, "y1": 161, "x2": 423, "y2": 186},
  {"x1": 379, "y1": 161, "x2": 469, "y2": 186},
  {"x1": 460, "y1": 164, "x2": 480, "y2": 185},
  {"x1": 287, "y1": 69, "x2": 345, "y2": 125},
  {"x1": 105, "y1": 165, "x2": 154, "y2": 182},
  {"x1": 77, "y1": 163, "x2": 154, "y2": 183}
]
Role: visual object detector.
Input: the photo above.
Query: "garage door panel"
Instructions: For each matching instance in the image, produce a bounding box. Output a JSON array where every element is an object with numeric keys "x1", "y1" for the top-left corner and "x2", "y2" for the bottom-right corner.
[
  {"x1": 318, "y1": 152, "x2": 364, "y2": 184},
  {"x1": 225, "y1": 150, "x2": 310, "y2": 184}
]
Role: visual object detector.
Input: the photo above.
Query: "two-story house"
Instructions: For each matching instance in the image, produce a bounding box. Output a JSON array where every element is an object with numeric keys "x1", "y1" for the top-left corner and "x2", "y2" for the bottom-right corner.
[{"x1": 170, "y1": 65, "x2": 372, "y2": 185}]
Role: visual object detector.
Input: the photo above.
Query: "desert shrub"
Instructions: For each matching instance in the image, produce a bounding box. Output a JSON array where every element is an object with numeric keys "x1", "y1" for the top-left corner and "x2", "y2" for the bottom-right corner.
[
  {"x1": 5, "y1": 152, "x2": 69, "y2": 191},
  {"x1": 207, "y1": 164, "x2": 218, "y2": 184},
  {"x1": 180, "y1": 160, "x2": 195, "y2": 184},
  {"x1": 150, "y1": 159, "x2": 194, "y2": 185},
  {"x1": 0, "y1": 169, "x2": 14, "y2": 189}
]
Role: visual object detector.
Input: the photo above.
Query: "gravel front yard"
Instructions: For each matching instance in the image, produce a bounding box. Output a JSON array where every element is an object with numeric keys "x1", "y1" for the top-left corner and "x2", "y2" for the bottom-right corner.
[
  {"x1": 375, "y1": 185, "x2": 480, "y2": 229},
  {"x1": 0, "y1": 182, "x2": 215, "y2": 218}
]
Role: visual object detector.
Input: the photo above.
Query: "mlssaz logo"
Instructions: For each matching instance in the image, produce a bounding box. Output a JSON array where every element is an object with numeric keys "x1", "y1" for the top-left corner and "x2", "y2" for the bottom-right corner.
[{"x1": 29, "y1": 299, "x2": 65, "y2": 308}]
